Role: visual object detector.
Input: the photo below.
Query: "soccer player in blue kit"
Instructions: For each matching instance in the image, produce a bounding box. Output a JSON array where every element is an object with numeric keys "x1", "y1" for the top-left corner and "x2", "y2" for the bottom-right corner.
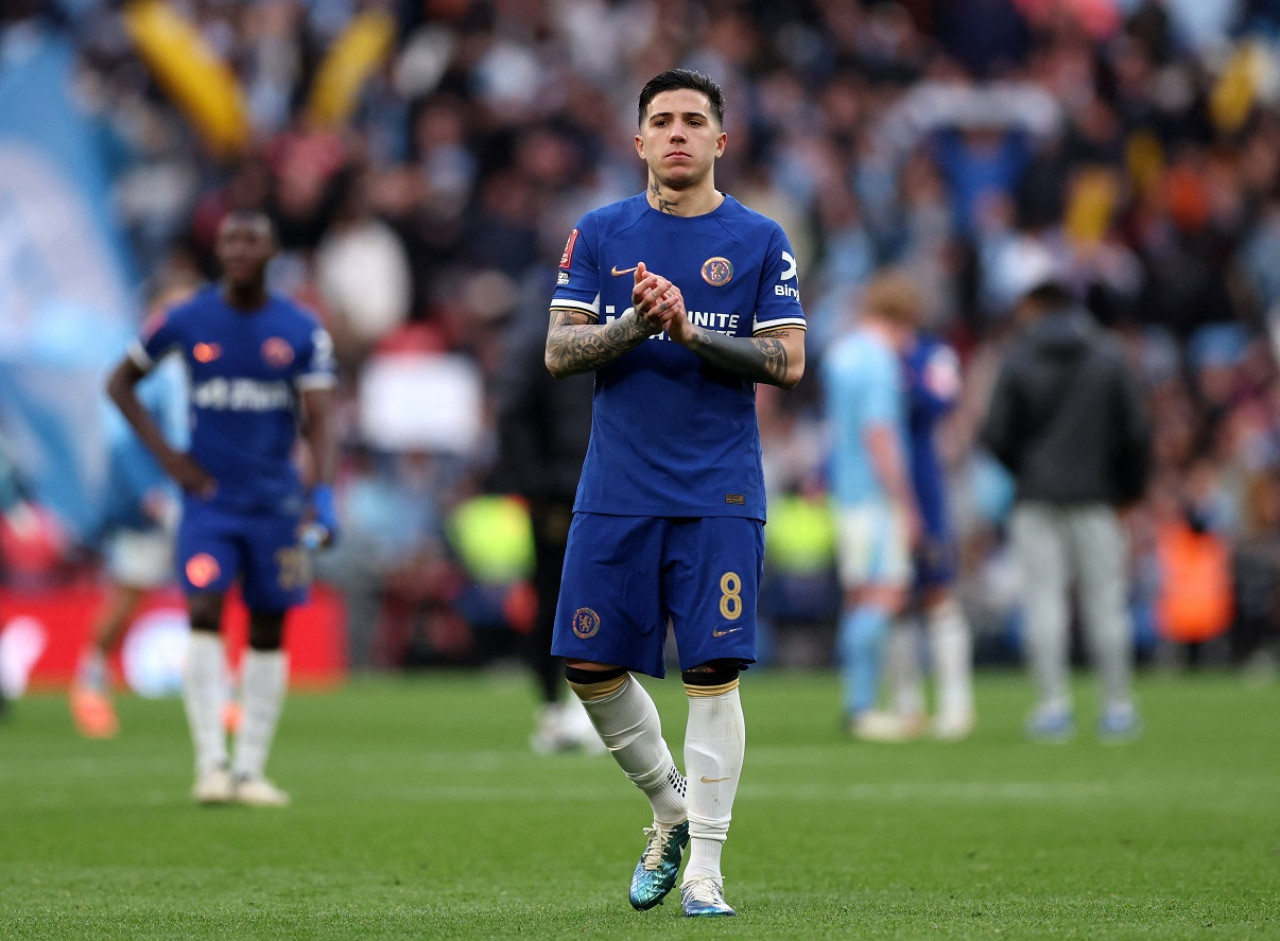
[
  {"x1": 105, "y1": 211, "x2": 339, "y2": 806},
  {"x1": 886, "y1": 325, "x2": 976, "y2": 740},
  {"x1": 545, "y1": 69, "x2": 806, "y2": 917}
]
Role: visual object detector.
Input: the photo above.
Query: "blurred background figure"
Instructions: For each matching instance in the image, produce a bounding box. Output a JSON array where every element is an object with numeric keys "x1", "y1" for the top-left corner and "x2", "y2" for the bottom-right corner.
[
  {"x1": 980, "y1": 281, "x2": 1152, "y2": 742},
  {"x1": 492, "y1": 278, "x2": 601, "y2": 755},
  {"x1": 823, "y1": 271, "x2": 920, "y2": 742},
  {"x1": 70, "y1": 274, "x2": 198, "y2": 739},
  {"x1": 0, "y1": 429, "x2": 39, "y2": 719},
  {"x1": 105, "y1": 212, "x2": 339, "y2": 806},
  {"x1": 885, "y1": 285, "x2": 977, "y2": 741}
]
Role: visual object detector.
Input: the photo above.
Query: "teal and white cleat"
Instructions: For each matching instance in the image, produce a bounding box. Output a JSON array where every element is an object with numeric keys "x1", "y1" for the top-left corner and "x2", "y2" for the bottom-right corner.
[
  {"x1": 628, "y1": 820, "x2": 688, "y2": 910},
  {"x1": 681, "y1": 876, "x2": 736, "y2": 917}
]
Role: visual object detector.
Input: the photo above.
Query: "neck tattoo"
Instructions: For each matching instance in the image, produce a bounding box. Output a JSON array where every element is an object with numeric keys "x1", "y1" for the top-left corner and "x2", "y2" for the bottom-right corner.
[{"x1": 650, "y1": 181, "x2": 678, "y2": 214}]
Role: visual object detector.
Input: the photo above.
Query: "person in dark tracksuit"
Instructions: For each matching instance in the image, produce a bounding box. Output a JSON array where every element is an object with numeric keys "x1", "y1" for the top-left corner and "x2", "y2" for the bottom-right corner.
[
  {"x1": 980, "y1": 280, "x2": 1151, "y2": 742},
  {"x1": 493, "y1": 279, "x2": 601, "y2": 755}
]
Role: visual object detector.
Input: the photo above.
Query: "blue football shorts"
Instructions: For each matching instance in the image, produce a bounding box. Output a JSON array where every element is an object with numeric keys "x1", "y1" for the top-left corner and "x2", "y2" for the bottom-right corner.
[
  {"x1": 914, "y1": 531, "x2": 958, "y2": 590},
  {"x1": 552, "y1": 513, "x2": 764, "y2": 678},
  {"x1": 175, "y1": 496, "x2": 310, "y2": 611}
]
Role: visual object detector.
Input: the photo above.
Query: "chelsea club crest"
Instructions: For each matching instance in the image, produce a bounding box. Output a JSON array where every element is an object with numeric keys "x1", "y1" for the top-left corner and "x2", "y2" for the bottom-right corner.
[
  {"x1": 572, "y1": 607, "x2": 601, "y2": 639},
  {"x1": 701, "y1": 257, "x2": 733, "y2": 286}
]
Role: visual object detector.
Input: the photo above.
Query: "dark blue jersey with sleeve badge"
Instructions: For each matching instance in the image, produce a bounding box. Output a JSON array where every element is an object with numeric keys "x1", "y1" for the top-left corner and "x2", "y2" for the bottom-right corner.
[
  {"x1": 551, "y1": 193, "x2": 806, "y2": 521},
  {"x1": 128, "y1": 286, "x2": 336, "y2": 513}
]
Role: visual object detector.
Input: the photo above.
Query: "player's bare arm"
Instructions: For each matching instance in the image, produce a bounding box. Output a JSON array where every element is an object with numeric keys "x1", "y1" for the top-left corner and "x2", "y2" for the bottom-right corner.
[
  {"x1": 106, "y1": 357, "x2": 216, "y2": 496},
  {"x1": 865, "y1": 423, "x2": 921, "y2": 546},
  {"x1": 546, "y1": 309, "x2": 659, "y2": 377},
  {"x1": 300, "y1": 387, "x2": 338, "y2": 488},
  {"x1": 545, "y1": 263, "x2": 677, "y2": 377}
]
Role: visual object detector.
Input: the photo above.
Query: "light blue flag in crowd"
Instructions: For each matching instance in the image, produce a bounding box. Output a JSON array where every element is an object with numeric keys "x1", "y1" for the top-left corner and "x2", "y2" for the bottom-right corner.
[{"x1": 0, "y1": 27, "x2": 139, "y2": 542}]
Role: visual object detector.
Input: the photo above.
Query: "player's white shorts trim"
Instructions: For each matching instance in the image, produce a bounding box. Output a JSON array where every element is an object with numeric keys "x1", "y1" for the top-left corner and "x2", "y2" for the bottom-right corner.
[
  {"x1": 104, "y1": 528, "x2": 174, "y2": 589},
  {"x1": 835, "y1": 502, "x2": 910, "y2": 589}
]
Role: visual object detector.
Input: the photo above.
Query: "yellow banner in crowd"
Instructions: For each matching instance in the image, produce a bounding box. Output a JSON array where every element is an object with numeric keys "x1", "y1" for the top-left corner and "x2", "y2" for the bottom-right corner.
[
  {"x1": 305, "y1": 10, "x2": 397, "y2": 130},
  {"x1": 122, "y1": 0, "x2": 249, "y2": 158}
]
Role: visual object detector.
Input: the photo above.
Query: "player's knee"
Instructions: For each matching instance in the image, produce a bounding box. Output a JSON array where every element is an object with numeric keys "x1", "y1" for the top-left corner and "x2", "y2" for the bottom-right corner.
[
  {"x1": 187, "y1": 592, "x2": 225, "y2": 635},
  {"x1": 565, "y1": 664, "x2": 628, "y2": 701},
  {"x1": 683, "y1": 659, "x2": 741, "y2": 698},
  {"x1": 187, "y1": 608, "x2": 221, "y2": 635},
  {"x1": 247, "y1": 612, "x2": 285, "y2": 651}
]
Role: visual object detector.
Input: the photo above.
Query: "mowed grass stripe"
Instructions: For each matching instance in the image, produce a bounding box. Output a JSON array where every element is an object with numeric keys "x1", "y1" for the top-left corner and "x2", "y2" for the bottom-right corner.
[{"x1": 1, "y1": 669, "x2": 1276, "y2": 939}]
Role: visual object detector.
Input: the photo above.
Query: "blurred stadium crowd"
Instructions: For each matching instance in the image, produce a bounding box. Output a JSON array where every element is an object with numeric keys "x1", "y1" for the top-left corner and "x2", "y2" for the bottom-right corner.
[{"x1": 3, "y1": 0, "x2": 1280, "y2": 675}]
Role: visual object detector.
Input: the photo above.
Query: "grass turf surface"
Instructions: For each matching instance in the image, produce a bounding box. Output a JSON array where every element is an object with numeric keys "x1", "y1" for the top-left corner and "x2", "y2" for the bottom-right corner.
[{"x1": 1, "y1": 669, "x2": 1276, "y2": 939}]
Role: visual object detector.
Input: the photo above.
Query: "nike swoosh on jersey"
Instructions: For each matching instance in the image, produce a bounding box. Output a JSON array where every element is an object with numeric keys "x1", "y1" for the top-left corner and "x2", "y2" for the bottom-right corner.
[
  {"x1": 699, "y1": 775, "x2": 731, "y2": 783},
  {"x1": 711, "y1": 627, "x2": 743, "y2": 637},
  {"x1": 610, "y1": 265, "x2": 638, "y2": 277}
]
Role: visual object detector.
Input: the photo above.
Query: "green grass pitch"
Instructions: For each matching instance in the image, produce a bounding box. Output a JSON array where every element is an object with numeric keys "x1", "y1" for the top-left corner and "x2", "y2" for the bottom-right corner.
[{"x1": 1, "y1": 669, "x2": 1276, "y2": 939}]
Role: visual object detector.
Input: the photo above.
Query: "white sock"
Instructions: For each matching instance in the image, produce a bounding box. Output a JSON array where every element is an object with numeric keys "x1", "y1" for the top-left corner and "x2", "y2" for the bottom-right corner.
[
  {"x1": 929, "y1": 599, "x2": 974, "y2": 720},
  {"x1": 184, "y1": 631, "x2": 228, "y2": 775},
  {"x1": 232, "y1": 649, "x2": 288, "y2": 781},
  {"x1": 887, "y1": 621, "x2": 925, "y2": 718},
  {"x1": 77, "y1": 648, "x2": 108, "y2": 692},
  {"x1": 574, "y1": 674, "x2": 686, "y2": 824},
  {"x1": 683, "y1": 685, "x2": 745, "y2": 884}
]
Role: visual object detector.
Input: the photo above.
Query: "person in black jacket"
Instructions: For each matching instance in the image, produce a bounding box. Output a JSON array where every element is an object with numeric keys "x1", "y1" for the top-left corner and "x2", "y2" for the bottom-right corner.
[
  {"x1": 980, "y1": 280, "x2": 1151, "y2": 741},
  {"x1": 493, "y1": 278, "x2": 603, "y2": 754}
]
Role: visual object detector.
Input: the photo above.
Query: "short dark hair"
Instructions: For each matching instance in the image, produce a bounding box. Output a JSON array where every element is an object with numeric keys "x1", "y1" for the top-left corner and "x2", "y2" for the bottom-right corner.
[
  {"x1": 638, "y1": 69, "x2": 725, "y2": 128},
  {"x1": 1023, "y1": 280, "x2": 1075, "y2": 309}
]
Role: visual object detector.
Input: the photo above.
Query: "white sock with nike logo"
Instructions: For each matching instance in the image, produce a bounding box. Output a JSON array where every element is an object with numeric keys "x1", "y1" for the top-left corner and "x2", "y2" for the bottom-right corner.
[{"x1": 683, "y1": 684, "x2": 744, "y2": 883}]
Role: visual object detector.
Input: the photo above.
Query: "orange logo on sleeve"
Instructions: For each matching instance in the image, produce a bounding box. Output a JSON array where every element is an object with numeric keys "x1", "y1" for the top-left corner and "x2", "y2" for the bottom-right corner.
[{"x1": 261, "y1": 337, "x2": 294, "y2": 367}]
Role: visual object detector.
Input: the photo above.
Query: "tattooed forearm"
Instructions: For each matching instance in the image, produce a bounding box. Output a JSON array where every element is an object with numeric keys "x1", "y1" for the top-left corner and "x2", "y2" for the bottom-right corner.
[
  {"x1": 685, "y1": 327, "x2": 794, "y2": 386},
  {"x1": 545, "y1": 310, "x2": 657, "y2": 377},
  {"x1": 649, "y1": 181, "x2": 677, "y2": 214}
]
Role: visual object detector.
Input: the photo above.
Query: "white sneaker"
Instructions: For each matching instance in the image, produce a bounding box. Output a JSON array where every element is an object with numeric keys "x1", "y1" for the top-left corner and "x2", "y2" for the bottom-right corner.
[
  {"x1": 850, "y1": 710, "x2": 921, "y2": 743},
  {"x1": 234, "y1": 775, "x2": 291, "y2": 807},
  {"x1": 530, "y1": 703, "x2": 572, "y2": 754},
  {"x1": 933, "y1": 710, "x2": 976, "y2": 741},
  {"x1": 192, "y1": 767, "x2": 234, "y2": 804},
  {"x1": 530, "y1": 701, "x2": 606, "y2": 755}
]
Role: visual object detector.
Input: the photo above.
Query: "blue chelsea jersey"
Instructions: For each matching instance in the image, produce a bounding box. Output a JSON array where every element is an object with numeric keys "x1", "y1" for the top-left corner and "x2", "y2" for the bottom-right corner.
[
  {"x1": 903, "y1": 334, "x2": 961, "y2": 535},
  {"x1": 551, "y1": 193, "x2": 806, "y2": 521},
  {"x1": 128, "y1": 286, "x2": 336, "y2": 512}
]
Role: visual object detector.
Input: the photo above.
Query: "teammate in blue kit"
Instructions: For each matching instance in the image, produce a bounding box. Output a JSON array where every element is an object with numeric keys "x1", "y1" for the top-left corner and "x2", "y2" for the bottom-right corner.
[
  {"x1": 105, "y1": 211, "x2": 339, "y2": 806},
  {"x1": 885, "y1": 325, "x2": 976, "y2": 740},
  {"x1": 545, "y1": 69, "x2": 806, "y2": 917}
]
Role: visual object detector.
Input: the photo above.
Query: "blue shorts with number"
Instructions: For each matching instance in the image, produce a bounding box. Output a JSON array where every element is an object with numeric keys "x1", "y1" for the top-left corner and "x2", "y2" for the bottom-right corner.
[
  {"x1": 552, "y1": 513, "x2": 763, "y2": 678},
  {"x1": 176, "y1": 497, "x2": 309, "y2": 611}
]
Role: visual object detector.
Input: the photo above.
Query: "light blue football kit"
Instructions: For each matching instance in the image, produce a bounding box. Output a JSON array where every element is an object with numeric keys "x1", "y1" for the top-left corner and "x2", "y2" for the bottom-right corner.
[
  {"x1": 129, "y1": 287, "x2": 336, "y2": 610},
  {"x1": 550, "y1": 193, "x2": 805, "y2": 677},
  {"x1": 822, "y1": 324, "x2": 909, "y2": 719}
]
